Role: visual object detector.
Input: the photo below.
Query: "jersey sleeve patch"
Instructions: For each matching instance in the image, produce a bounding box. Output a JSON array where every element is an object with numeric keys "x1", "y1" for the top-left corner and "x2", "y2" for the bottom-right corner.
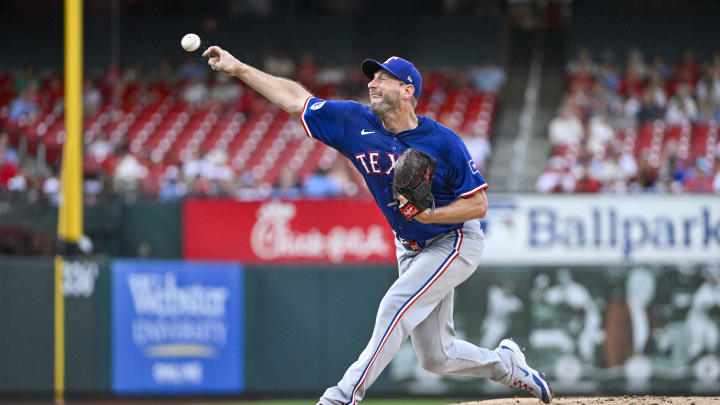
[{"x1": 468, "y1": 159, "x2": 480, "y2": 174}]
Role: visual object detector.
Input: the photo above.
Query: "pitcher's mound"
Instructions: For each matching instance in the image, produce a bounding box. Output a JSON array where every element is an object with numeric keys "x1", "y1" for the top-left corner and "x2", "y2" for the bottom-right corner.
[{"x1": 450, "y1": 396, "x2": 719, "y2": 405}]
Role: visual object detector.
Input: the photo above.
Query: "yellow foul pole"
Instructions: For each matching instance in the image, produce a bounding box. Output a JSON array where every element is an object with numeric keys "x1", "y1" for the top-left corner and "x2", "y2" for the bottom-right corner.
[
  {"x1": 57, "y1": 0, "x2": 83, "y2": 403},
  {"x1": 60, "y1": 0, "x2": 83, "y2": 242}
]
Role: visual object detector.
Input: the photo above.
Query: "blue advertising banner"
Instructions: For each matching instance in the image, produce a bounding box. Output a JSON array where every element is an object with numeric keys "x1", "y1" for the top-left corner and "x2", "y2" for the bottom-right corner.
[{"x1": 112, "y1": 259, "x2": 243, "y2": 394}]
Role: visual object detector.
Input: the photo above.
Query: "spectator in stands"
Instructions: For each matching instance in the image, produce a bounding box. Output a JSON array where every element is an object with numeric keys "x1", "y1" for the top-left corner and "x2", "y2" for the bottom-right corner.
[
  {"x1": 9, "y1": 86, "x2": 39, "y2": 122},
  {"x1": 465, "y1": 132, "x2": 492, "y2": 171},
  {"x1": 549, "y1": 103, "x2": 584, "y2": 147},
  {"x1": 202, "y1": 149, "x2": 234, "y2": 196},
  {"x1": 84, "y1": 172, "x2": 104, "y2": 205},
  {"x1": 696, "y1": 64, "x2": 720, "y2": 121},
  {"x1": 588, "y1": 81, "x2": 620, "y2": 119},
  {"x1": 566, "y1": 81, "x2": 590, "y2": 117},
  {"x1": 43, "y1": 75, "x2": 64, "y2": 111},
  {"x1": 296, "y1": 52, "x2": 318, "y2": 88},
  {"x1": 183, "y1": 149, "x2": 206, "y2": 183},
  {"x1": 619, "y1": 66, "x2": 644, "y2": 97},
  {"x1": 0, "y1": 133, "x2": 19, "y2": 165},
  {"x1": 0, "y1": 139, "x2": 18, "y2": 192},
  {"x1": 302, "y1": 166, "x2": 342, "y2": 198},
  {"x1": 619, "y1": 150, "x2": 639, "y2": 182},
  {"x1": 5, "y1": 168, "x2": 27, "y2": 201},
  {"x1": 666, "y1": 82, "x2": 698, "y2": 124},
  {"x1": 650, "y1": 55, "x2": 671, "y2": 80},
  {"x1": 626, "y1": 48, "x2": 648, "y2": 81},
  {"x1": 647, "y1": 72, "x2": 668, "y2": 107},
  {"x1": 272, "y1": 167, "x2": 301, "y2": 199},
  {"x1": 598, "y1": 50, "x2": 620, "y2": 91},
  {"x1": 262, "y1": 49, "x2": 296, "y2": 78},
  {"x1": 187, "y1": 174, "x2": 211, "y2": 197},
  {"x1": 233, "y1": 172, "x2": 267, "y2": 200},
  {"x1": 340, "y1": 71, "x2": 368, "y2": 101},
  {"x1": 595, "y1": 148, "x2": 632, "y2": 192},
  {"x1": 635, "y1": 153, "x2": 660, "y2": 190},
  {"x1": 315, "y1": 60, "x2": 346, "y2": 86},
  {"x1": 88, "y1": 131, "x2": 113, "y2": 163},
  {"x1": 636, "y1": 89, "x2": 665, "y2": 124},
  {"x1": 536, "y1": 156, "x2": 574, "y2": 193},
  {"x1": 567, "y1": 48, "x2": 597, "y2": 90},
  {"x1": 683, "y1": 157, "x2": 714, "y2": 193},
  {"x1": 586, "y1": 115, "x2": 615, "y2": 155},
  {"x1": 113, "y1": 147, "x2": 147, "y2": 198},
  {"x1": 209, "y1": 72, "x2": 243, "y2": 103},
  {"x1": 470, "y1": 58, "x2": 505, "y2": 93},
  {"x1": 84, "y1": 78, "x2": 103, "y2": 115},
  {"x1": 328, "y1": 158, "x2": 358, "y2": 196},
  {"x1": 158, "y1": 166, "x2": 187, "y2": 201},
  {"x1": 567, "y1": 48, "x2": 597, "y2": 76},
  {"x1": 675, "y1": 49, "x2": 702, "y2": 86},
  {"x1": 42, "y1": 168, "x2": 60, "y2": 206},
  {"x1": 573, "y1": 158, "x2": 602, "y2": 193},
  {"x1": 181, "y1": 79, "x2": 209, "y2": 106},
  {"x1": 178, "y1": 56, "x2": 206, "y2": 80},
  {"x1": 713, "y1": 163, "x2": 720, "y2": 193},
  {"x1": 12, "y1": 64, "x2": 37, "y2": 93}
]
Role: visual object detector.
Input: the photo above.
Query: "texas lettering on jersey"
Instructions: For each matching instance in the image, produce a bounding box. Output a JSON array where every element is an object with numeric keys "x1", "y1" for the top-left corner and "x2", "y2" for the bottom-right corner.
[
  {"x1": 354, "y1": 152, "x2": 399, "y2": 175},
  {"x1": 300, "y1": 96, "x2": 488, "y2": 241}
]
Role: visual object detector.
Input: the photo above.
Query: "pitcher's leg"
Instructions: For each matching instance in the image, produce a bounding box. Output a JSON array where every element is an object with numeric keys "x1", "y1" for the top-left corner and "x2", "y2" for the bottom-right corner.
[
  {"x1": 410, "y1": 290, "x2": 508, "y2": 380},
  {"x1": 320, "y1": 230, "x2": 469, "y2": 405}
]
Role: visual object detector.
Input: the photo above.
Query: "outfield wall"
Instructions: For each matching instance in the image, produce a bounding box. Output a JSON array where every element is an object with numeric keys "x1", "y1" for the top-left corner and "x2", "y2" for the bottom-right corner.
[
  {"x1": 0, "y1": 257, "x2": 718, "y2": 397},
  {"x1": 3, "y1": 196, "x2": 719, "y2": 264}
]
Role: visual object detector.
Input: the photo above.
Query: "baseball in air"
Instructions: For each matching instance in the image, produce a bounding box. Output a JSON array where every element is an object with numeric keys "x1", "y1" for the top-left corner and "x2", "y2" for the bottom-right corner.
[{"x1": 181, "y1": 33, "x2": 201, "y2": 52}]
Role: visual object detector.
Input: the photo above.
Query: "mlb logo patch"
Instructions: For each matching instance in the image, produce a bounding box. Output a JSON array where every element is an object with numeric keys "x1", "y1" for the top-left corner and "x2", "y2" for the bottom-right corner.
[
  {"x1": 310, "y1": 101, "x2": 326, "y2": 110},
  {"x1": 468, "y1": 159, "x2": 480, "y2": 175},
  {"x1": 400, "y1": 203, "x2": 419, "y2": 219}
]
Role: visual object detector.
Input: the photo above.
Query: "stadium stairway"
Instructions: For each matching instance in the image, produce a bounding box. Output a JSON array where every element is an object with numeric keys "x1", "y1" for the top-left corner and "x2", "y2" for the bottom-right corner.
[
  {"x1": 487, "y1": 27, "x2": 565, "y2": 191},
  {"x1": 486, "y1": 29, "x2": 533, "y2": 191},
  {"x1": 521, "y1": 28, "x2": 565, "y2": 189}
]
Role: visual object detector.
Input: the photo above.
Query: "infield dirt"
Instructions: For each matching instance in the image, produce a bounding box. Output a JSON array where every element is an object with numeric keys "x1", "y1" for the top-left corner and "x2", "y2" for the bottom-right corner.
[{"x1": 451, "y1": 397, "x2": 720, "y2": 405}]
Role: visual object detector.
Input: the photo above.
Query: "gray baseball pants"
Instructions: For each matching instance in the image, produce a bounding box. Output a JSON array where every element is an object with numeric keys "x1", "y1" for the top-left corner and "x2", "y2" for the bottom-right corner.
[{"x1": 319, "y1": 219, "x2": 508, "y2": 405}]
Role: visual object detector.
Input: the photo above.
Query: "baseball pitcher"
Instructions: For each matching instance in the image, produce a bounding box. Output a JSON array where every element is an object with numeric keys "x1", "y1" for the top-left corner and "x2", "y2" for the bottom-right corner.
[{"x1": 203, "y1": 46, "x2": 553, "y2": 404}]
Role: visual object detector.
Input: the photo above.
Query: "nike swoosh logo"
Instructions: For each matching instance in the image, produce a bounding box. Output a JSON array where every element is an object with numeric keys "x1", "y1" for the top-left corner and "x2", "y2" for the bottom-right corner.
[
  {"x1": 361, "y1": 129, "x2": 375, "y2": 135},
  {"x1": 518, "y1": 367, "x2": 529, "y2": 377}
]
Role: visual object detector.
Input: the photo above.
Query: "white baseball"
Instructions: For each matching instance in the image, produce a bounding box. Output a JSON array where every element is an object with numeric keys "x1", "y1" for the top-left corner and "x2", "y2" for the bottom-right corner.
[{"x1": 181, "y1": 33, "x2": 201, "y2": 52}]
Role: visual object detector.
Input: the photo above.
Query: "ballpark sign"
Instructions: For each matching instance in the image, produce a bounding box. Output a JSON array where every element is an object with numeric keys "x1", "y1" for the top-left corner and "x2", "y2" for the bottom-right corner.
[
  {"x1": 183, "y1": 199, "x2": 395, "y2": 263},
  {"x1": 482, "y1": 194, "x2": 720, "y2": 264},
  {"x1": 183, "y1": 196, "x2": 720, "y2": 265},
  {"x1": 111, "y1": 259, "x2": 243, "y2": 394}
]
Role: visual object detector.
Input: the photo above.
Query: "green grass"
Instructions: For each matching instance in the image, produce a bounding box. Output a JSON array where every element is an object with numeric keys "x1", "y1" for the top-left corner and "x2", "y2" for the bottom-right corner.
[{"x1": 195, "y1": 399, "x2": 469, "y2": 405}]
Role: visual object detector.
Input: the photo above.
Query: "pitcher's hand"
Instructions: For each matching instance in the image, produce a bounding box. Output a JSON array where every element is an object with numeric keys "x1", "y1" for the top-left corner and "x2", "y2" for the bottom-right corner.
[{"x1": 203, "y1": 46, "x2": 242, "y2": 76}]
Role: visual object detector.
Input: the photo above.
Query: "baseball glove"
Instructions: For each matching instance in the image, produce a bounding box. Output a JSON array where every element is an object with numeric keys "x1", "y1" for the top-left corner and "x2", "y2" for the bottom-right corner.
[{"x1": 391, "y1": 148, "x2": 437, "y2": 220}]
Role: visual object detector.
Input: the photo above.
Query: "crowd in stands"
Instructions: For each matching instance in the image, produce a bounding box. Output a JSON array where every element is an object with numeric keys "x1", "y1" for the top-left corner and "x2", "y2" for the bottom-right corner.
[
  {"x1": 538, "y1": 48, "x2": 720, "y2": 193},
  {"x1": 0, "y1": 54, "x2": 499, "y2": 203}
]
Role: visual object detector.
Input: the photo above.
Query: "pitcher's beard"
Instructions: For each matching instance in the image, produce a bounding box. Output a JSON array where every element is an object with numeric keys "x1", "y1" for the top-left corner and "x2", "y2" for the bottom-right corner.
[{"x1": 370, "y1": 98, "x2": 398, "y2": 117}]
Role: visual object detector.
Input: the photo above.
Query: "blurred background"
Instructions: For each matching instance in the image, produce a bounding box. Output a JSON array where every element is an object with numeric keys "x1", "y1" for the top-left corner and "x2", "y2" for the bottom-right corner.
[{"x1": 0, "y1": 0, "x2": 719, "y2": 403}]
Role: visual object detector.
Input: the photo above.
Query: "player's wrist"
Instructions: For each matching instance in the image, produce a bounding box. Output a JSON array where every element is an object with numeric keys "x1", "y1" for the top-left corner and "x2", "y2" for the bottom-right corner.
[
  {"x1": 418, "y1": 208, "x2": 435, "y2": 223},
  {"x1": 231, "y1": 61, "x2": 247, "y2": 77}
]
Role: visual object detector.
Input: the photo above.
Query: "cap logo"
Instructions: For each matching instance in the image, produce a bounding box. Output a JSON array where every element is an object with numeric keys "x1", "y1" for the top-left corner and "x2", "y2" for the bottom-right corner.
[
  {"x1": 384, "y1": 56, "x2": 399, "y2": 63},
  {"x1": 407, "y1": 76, "x2": 412, "y2": 82}
]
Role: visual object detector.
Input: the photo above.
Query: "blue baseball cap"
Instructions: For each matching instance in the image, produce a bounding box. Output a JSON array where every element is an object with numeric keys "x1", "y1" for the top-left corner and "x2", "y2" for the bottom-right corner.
[{"x1": 361, "y1": 56, "x2": 422, "y2": 100}]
